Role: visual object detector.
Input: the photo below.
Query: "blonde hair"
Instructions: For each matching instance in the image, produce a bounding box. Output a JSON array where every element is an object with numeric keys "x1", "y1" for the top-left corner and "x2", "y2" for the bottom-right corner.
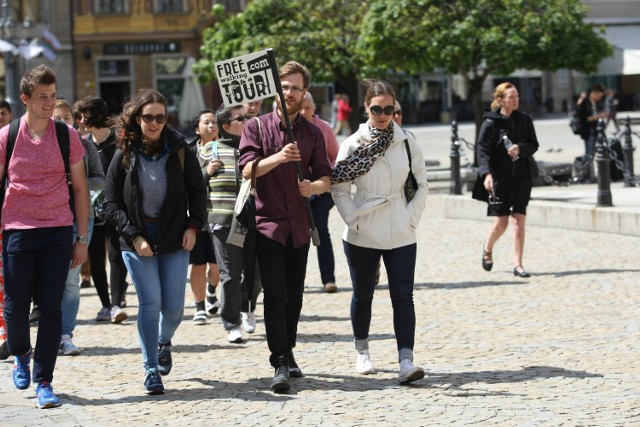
[{"x1": 490, "y1": 82, "x2": 516, "y2": 110}]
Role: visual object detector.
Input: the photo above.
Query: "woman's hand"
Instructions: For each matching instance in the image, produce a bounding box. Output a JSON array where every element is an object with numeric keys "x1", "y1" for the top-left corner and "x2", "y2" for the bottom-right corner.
[
  {"x1": 133, "y1": 236, "x2": 154, "y2": 257},
  {"x1": 182, "y1": 228, "x2": 197, "y2": 251},
  {"x1": 483, "y1": 173, "x2": 494, "y2": 191},
  {"x1": 207, "y1": 159, "x2": 222, "y2": 176},
  {"x1": 508, "y1": 144, "x2": 520, "y2": 160}
]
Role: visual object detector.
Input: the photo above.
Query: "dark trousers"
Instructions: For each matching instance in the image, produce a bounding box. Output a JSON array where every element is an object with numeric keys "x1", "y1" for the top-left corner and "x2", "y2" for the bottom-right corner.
[
  {"x1": 89, "y1": 222, "x2": 128, "y2": 308},
  {"x1": 256, "y1": 232, "x2": 310, "y2": 367},
  {"x1": 2, "y1": 226, "x2": 73, "y2": 384},
  {"x1": 310, "y1": 192, "x2": 336, "y2": 285},
  {"x1": 343, "y1": 241, "x2": 417, "y2": 351}
]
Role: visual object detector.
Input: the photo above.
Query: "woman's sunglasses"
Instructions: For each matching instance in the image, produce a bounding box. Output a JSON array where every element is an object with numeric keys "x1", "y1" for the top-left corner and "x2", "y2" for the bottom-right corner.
[
  {"x1": 369, "y1": 105, "x2": 395, "y2": 116},
  {"x1": 141, "y1": 114, "x2": 168, "y2": 124}
]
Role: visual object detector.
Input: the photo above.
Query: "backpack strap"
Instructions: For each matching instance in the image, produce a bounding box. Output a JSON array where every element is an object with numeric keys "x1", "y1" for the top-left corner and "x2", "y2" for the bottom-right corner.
[
  {"x1": 177, "y1": 146, "x2": 185, "y2": 172},
  {"x1": 6, "y1": 118, "x2": 20, "y2": 170},
  {"x1": 54, "y1": 120, "x2": 74, "y2": 218}
]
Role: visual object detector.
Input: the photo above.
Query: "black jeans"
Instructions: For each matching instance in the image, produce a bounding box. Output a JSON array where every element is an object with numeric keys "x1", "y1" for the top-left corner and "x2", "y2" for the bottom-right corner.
[
  {"x1": 89, "y1": 222, "x2": 128, "y2": 308},
  {"x1": 3, "y1": 226, "x2": 73, "y2": 384},
  {"x1": 310, "y1": 192, "x2": 336, "y2": 285},
  {"x1": 343, "y1": 241, "x2": 417, "y2": 351},
  {"x1": 255, "y1": 232, "x2": 310, "y2": 367}
]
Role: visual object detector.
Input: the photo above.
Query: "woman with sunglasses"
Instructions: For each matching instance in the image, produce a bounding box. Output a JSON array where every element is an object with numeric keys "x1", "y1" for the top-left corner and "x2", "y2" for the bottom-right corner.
[
  {"x1": 104, "y1": 88, "x2": 206, "y2": 394},
  {"x1": 331, "y1": 79, "x2": 428, "y2": 384},
  {"x1": 472, "y1": 82, "x2": 539, "y2": 278}
]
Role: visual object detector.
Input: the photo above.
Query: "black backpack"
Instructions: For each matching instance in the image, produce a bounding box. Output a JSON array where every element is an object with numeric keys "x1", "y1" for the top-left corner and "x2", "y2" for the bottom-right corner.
[
  {"x1": 1, "y1": 119, "x2": 73, "y2": 220},
  {"x1": 569, "y1": 108, "x2": 582, "y2": 135}
]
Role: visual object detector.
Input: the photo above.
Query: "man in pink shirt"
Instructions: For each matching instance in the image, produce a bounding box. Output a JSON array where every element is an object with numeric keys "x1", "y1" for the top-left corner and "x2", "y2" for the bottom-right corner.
[
  {"x1": 300, "y1": 92, "x2": 340, "y2": 293},
  {"x1": 0, "y1": 65, "x2": 89, "y2": 408}
]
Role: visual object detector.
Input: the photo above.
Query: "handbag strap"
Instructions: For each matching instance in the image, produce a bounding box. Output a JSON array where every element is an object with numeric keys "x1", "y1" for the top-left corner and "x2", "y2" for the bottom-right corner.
[
  {"x1": 403, "y1": 139, "x2": 413, "y2": 173},
  {"x1": 250, "y1": 157, "x2": 262, "y2": 189}
]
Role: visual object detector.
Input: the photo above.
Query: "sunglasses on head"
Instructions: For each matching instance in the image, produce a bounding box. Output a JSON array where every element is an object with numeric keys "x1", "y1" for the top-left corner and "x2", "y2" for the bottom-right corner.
[
  {"x1": 369, "y1": 105, "x2": 395, "y2": 116},
  {"x1": 141, "y1": 114, "x2": 168, "y2": 125}
]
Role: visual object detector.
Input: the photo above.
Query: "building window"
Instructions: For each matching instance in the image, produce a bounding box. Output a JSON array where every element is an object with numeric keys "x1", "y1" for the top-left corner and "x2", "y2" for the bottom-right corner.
[
  {"x1": 95, "y1": 0, "x2": 129, "y2": 14},
  {"x1": 154, "y1": 56, "x2": 188, "y2": 126},
  {"x1": 154, "y1": 0, "x2": 187, "y2": 13},
  {"x1": 96, "y1": 58, "x2": 134, "y2": 115},
  {"x1": 212, "y1": 0, "x2": 247, "y2": 13}
]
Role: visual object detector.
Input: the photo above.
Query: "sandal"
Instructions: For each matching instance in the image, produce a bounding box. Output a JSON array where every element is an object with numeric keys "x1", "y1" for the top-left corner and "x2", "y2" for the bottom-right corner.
[{"x1": 482, "y1": 245, "x2": 493, "y2": 272}]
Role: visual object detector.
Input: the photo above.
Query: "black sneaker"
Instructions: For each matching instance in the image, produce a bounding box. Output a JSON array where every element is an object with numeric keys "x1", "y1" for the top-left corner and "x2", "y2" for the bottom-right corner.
[
  {"x1": 0, "y1": 340, "x2": 10, "y2": 360},
  {"x1": 29, "y1": 306, "x2": 40, "y2": 323},
  {"x1": 289, "y1": 352, "x2": 303, "y2": 378},
  {"x1": 270, "y1": 365, "x2": 290, "y2": 393},
  {"x1": 80, "y1": 279, "x2": 91, "y2": 288},
  {"x1": 144, "y1": 368, "x2": 164, "y2": 395},
  {"x1": 205, "y1": 285, "x2": 219, "y2": 316},
  {"x1": 157, "y1": 342, "x2": 172, "y2": 376}
]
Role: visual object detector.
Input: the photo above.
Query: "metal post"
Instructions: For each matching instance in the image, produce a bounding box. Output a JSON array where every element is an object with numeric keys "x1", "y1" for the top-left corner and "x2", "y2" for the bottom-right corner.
[
  {"x1": 1, "y1": 0, "x2": 18, "y2": 112},
  {"x1": 622, "y1": 116, "x2": 635, "y2": 187},
  {"x1": 595, "y1": 118, "x2": 613, "y2": 207},
  {"x1": 449, "y1": 120, "x2": 462, "y2": 195}
]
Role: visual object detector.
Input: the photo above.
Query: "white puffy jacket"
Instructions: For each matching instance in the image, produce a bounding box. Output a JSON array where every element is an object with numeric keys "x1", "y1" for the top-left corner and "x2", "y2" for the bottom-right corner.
[{"x1": 331, "y1": 122, "x2": 428, "y2": 250}]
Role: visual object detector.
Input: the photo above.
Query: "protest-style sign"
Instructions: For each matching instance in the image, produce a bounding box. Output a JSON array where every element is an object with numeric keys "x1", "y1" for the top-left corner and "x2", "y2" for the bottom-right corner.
[{"x1": 214, "y1": 50, "x2": 277, "y2": 107}]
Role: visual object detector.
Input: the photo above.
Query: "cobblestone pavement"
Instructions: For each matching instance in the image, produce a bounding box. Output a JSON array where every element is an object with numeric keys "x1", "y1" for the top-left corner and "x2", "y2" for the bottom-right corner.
[{"x1": 1, "y1": 194, "x2": 639, "y2": 426}]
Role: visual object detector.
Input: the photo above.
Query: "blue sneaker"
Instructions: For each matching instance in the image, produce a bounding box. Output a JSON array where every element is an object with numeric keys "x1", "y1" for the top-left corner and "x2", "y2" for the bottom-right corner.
[
  {"x1": 144, "y1": 368, "x2": 164, "y2": 395},
  {"x1": 157, "y1": 342, "x2": 172, "y2": 376},
  {"x1": 35, "y1": 382, "x2": 61, "y2": 408},
  {"x1": 12, "y1": 351, "x2": 31, "y2": 390}
]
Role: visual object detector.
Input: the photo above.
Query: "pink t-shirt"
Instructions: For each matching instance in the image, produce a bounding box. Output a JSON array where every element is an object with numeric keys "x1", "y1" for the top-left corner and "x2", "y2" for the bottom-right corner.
[
  {"x1": 0, "y1": 117, "x2": 85, "y2": 230},
  {"x1": 312, "y1": 115, "x2": 339, "y2": 167}
]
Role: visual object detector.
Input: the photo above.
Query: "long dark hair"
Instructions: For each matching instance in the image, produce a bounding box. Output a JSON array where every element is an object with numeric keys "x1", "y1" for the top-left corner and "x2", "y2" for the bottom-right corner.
[{"x1": 117, "y1": 88, "x2": 168, "y2": 170}]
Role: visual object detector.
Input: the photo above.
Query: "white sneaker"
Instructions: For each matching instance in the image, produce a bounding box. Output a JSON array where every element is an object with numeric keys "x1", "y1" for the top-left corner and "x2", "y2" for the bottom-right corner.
[
  {"x1": 59, "y1": 335, "x2": 81, "y2": 356},
  {"x1": 398, "y1": 359, "x2": 425, "y2": 384},
  {"x1": 241, "y1": 312, "x2": 256, "y2": 334},
  {"x1": 193, "y1": 310, "x2": 208, "y2": 325},
  {"x1": 110, "y1": 306, "x2": 128, "y2": 324},
  {"x1": 227, "y1": 326, "x2": 243, "y2": 344},
  {"x1": 356, "y1": 350, "x2": 376, "y2": 375}
]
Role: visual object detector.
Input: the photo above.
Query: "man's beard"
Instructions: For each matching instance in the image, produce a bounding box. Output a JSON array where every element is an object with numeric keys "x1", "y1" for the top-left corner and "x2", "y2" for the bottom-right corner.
[{"x1": 277, "y1": 96, "x2": 303, "y2": 117}]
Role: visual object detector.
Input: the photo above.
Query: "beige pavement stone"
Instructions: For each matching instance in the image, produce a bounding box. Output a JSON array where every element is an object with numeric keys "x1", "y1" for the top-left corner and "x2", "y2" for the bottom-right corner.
[{"x1": 1, "y1": 193, "x2": 639, "y2": 425}]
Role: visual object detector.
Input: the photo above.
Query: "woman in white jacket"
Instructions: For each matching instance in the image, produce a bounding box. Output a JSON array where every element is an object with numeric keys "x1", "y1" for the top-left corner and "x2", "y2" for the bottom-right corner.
[{"x1": 331, "y1": 79, "x2": 428, "y2": 384}]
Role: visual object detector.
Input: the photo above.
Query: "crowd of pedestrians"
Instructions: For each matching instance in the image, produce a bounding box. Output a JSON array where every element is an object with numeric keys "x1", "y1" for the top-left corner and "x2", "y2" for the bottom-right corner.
[{"x1": 0, "y1": 60, "x2": 553, "y2": 406}]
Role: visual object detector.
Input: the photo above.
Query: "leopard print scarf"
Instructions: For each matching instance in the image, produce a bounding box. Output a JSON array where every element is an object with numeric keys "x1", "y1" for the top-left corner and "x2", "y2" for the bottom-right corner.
[{"x1": 331, "y1": 123, "x2": 394, "y2": 183}]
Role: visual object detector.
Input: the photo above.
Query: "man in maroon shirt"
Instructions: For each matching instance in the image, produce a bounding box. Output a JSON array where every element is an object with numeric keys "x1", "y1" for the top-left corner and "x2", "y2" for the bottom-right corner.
[{"x1": 239, "y1": 61, "x2": 332, "y2": 393}]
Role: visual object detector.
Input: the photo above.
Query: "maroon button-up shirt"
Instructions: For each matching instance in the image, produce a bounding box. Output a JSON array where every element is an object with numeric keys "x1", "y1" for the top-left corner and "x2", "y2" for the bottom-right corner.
[{"x1": 239, "y1": 111, "x2": 332, "y2": 248}]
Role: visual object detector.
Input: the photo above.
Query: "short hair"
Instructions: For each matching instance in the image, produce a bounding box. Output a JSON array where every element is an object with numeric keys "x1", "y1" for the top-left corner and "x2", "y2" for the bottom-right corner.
[
  {"x1": 590, "y1": 83, "x2": 605, "y2": 94},
  {"x1": 78, "y1": 96, "x2": 114, "y2": 129},
  {"x1": 491, "y1": 82, "x2": 516, "y2": 111},
  {"x1": 361, "y1": 79, "x2": 395, "y2": 106},
  {"x1": 192, "y1": 109, "x2": 216, "y2": 131},
  {"x1": 54, "y1": 99, "x2": 72, "y2": 112},
  {"x1": 278, "y1": 61, "x2": 311, "y2": 89},
  {"x1": 0, "y1": 99, "x2": 11, "y2": 112},
  {"x1": 216, "y1": 104, "x2": 244, "y2": 129},
  {"x1": 20, "y1": 64, "x2": 56, "y2": 98},
  {"x1": 303, "y1": 92, "x2": 315, "y2": 104}
]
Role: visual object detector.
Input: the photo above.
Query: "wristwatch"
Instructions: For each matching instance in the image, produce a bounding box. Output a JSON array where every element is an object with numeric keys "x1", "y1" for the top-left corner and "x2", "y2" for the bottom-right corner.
[{"x1": 76, "y1": 236, "x2": 88, "y2": 244}]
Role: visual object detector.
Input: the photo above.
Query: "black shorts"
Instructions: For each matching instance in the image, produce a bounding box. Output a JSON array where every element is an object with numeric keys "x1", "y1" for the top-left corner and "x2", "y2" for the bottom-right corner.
[{"x1": 189, "y1": 231, "x2": 216, "y2": 265}]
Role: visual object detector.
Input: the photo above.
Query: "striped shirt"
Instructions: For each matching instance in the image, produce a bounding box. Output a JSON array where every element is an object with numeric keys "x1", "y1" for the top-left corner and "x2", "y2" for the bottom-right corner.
[{"x1": 206, "y1": 139, "x2": 240, "y2": 226}]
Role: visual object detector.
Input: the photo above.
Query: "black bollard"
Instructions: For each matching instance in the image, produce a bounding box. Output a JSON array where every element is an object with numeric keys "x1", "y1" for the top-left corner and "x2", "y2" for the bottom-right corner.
[
  {"x1": 622, "y1": 116, "x2": 635, "y2": 187},
  {"x1": 449, "y1": 120, "x2": 462, "y2": 195},
  {"x1": 595, "y1": 119, "x2": 613, "y2": 207}
]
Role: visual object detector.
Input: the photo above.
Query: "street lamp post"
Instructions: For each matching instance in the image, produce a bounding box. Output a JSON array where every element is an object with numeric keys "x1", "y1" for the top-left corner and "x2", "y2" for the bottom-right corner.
[{"x1": 1, "y1": 0, "x2": 18, "y2": 112}]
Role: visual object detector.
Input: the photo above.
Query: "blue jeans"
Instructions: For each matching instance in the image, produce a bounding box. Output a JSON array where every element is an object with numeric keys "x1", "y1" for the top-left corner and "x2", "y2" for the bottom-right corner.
[
  {"x1": 61, "y1": 218, "x2": 94, "y2": 337},
  {"x1": 310, "y1": 192, "x2": 336, "y2": 284},
  {"x1": 343, "y1": 241, "x2": 417, "y2": 351},
  {"x1": 2, "y1": 226, "x2": 73, "y2": 384},
  {"x1": 121, "y1": 222, "x2": 189, "y2": 369}
]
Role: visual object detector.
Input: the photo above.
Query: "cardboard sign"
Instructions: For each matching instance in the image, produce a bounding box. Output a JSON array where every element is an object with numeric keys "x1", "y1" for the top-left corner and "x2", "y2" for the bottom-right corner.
[{"x1": 215, "y1": 50, "x2": 277, "y2": 107}]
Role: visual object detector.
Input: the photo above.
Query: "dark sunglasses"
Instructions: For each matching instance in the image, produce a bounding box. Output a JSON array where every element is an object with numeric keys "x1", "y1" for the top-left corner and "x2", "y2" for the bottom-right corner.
[
  {"x1": 369, "y1": 105, "x2": 395, "y2": 116},
  {"x1": 231, "y1": 115, "x2": 247, "y2": 123},
  {"x1": 141, "y1": 114, "x2": 168, "y2": 124}
]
